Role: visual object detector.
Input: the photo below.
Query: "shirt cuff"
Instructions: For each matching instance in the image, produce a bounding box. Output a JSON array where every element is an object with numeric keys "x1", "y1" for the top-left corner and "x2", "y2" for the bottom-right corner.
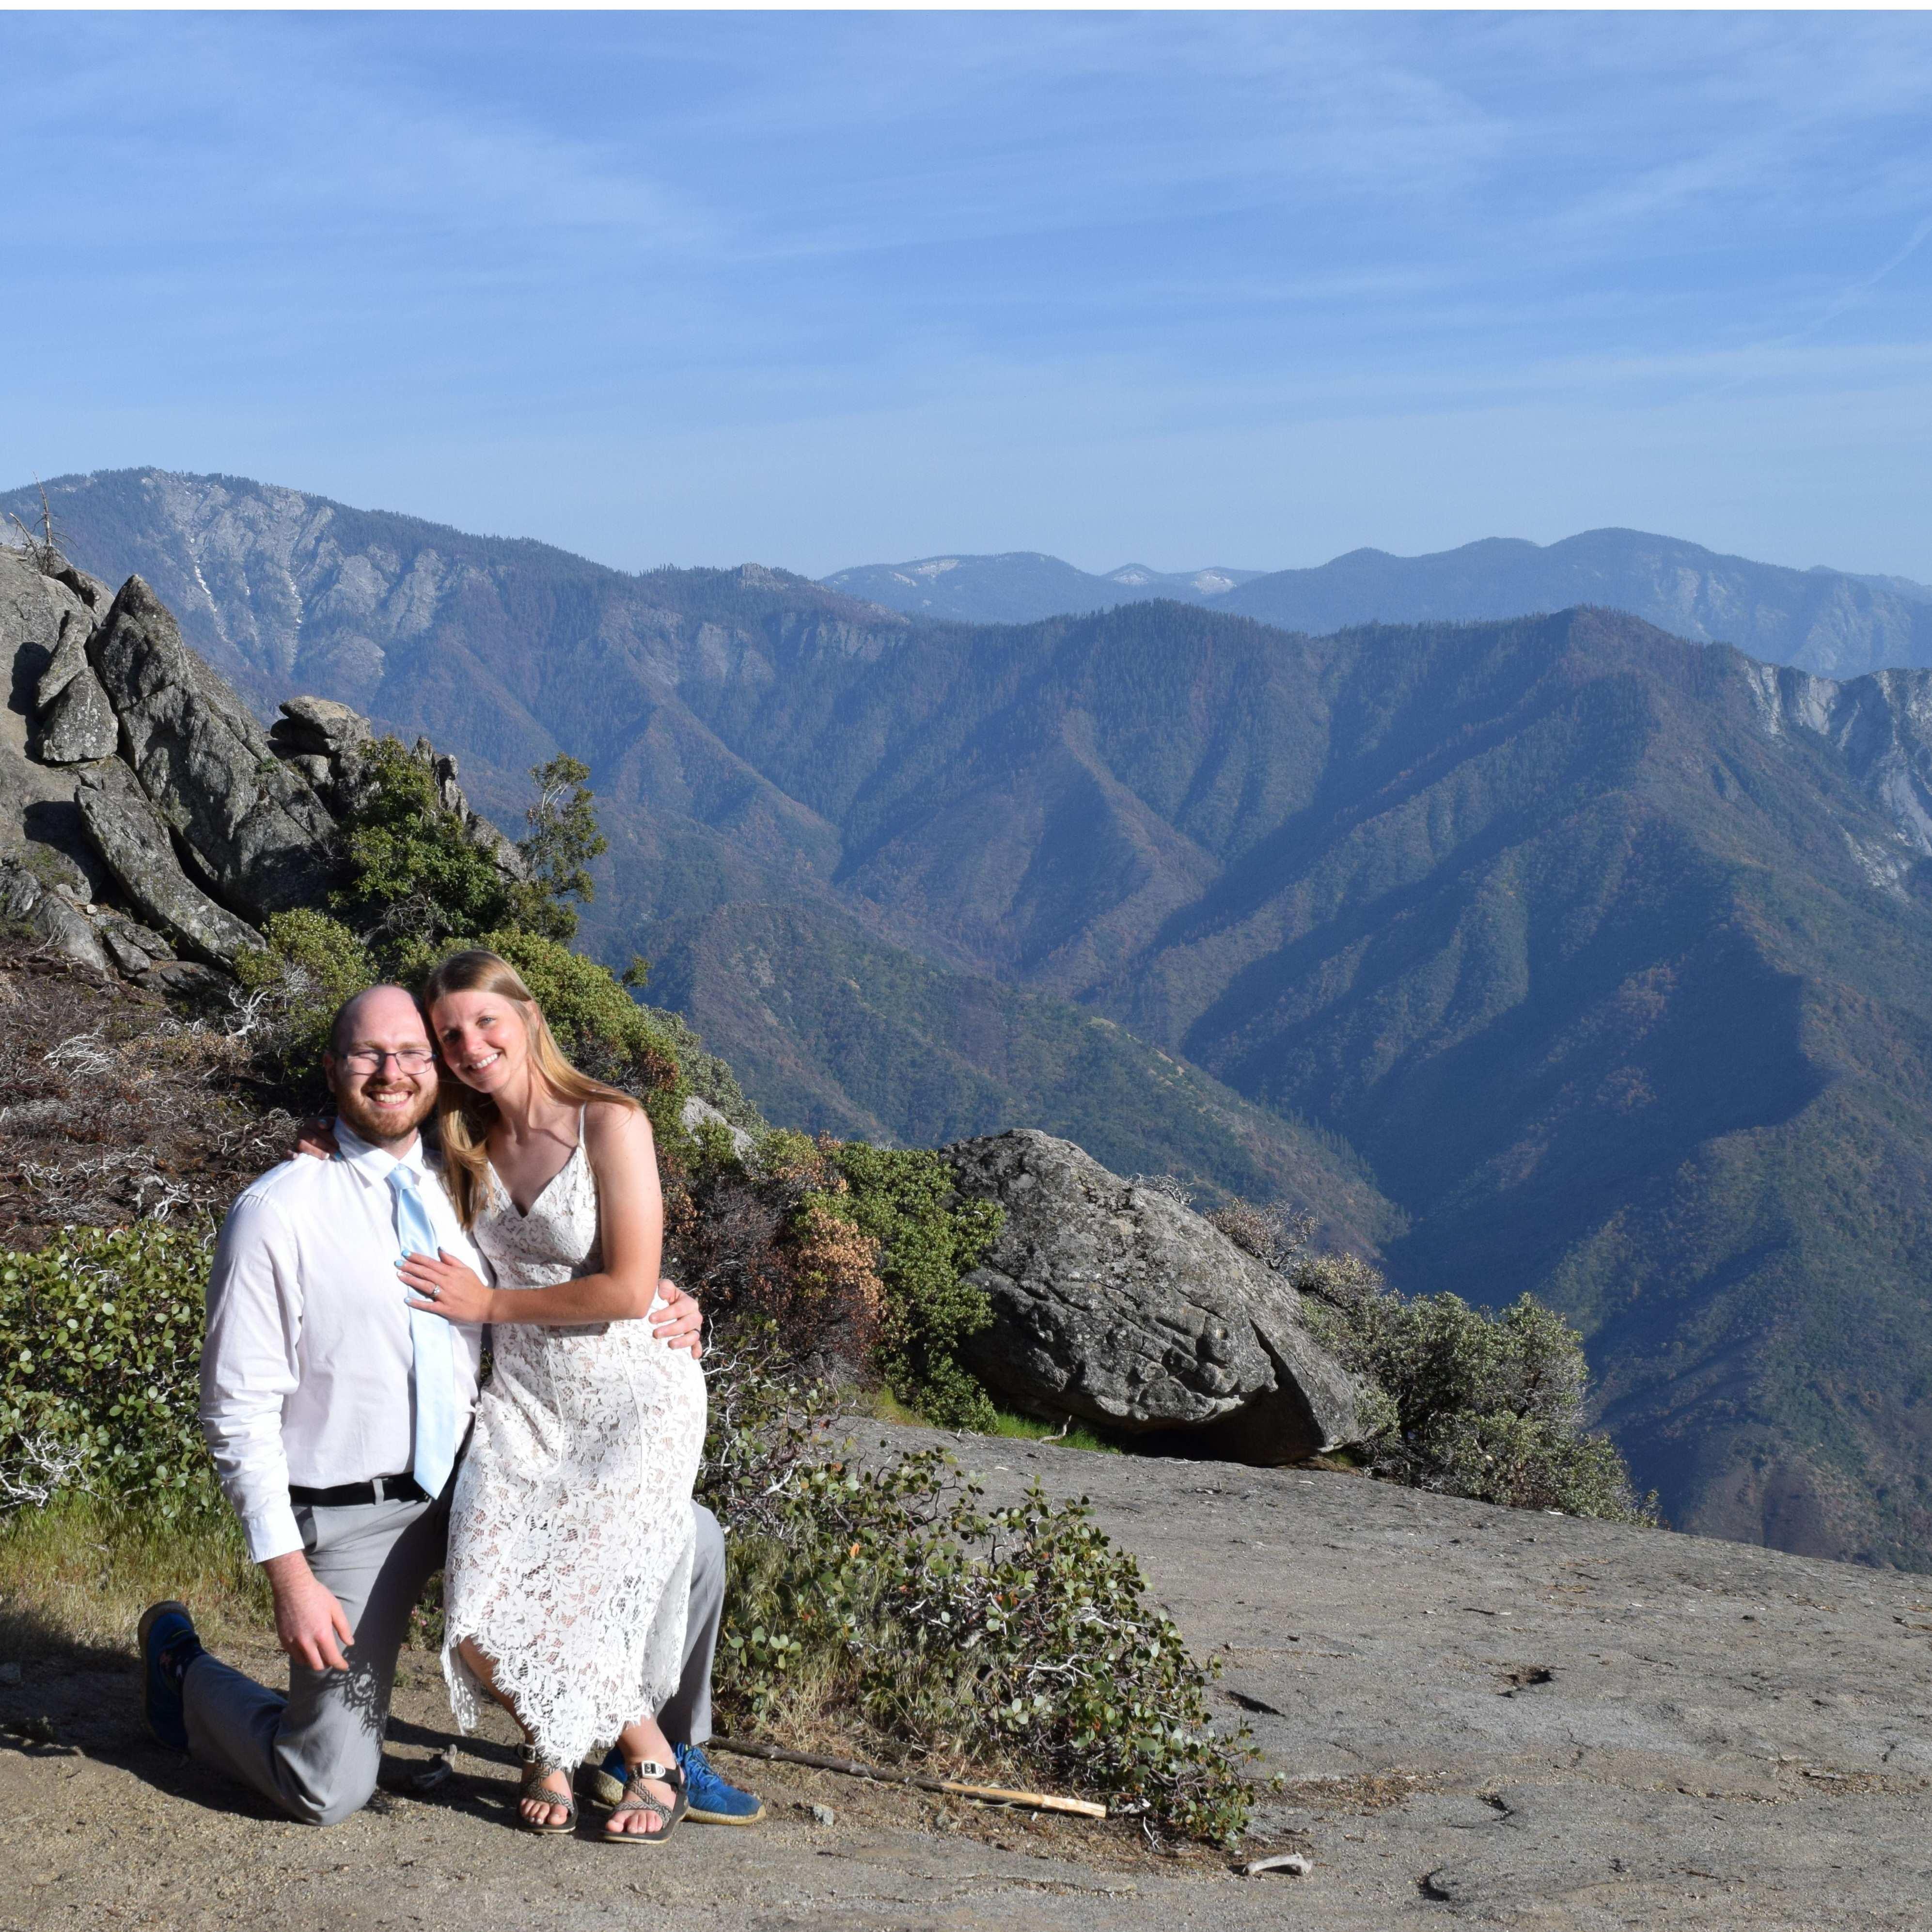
[{"x1": 242, "y1": 1498, "x2": 304, "y2": 1565}]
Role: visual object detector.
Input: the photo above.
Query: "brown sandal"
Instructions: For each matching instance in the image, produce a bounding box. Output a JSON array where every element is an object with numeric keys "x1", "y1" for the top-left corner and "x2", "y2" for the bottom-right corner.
[
  {"x1": 517, "y1": 1746, "x2": 579, "y2": 1835},
  {"x1": 601, "y1": 1757, "x2": 686, "y2": 1844}
]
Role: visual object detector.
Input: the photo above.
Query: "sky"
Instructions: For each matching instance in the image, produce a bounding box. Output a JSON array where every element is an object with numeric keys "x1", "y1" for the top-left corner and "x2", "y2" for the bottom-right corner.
[{"x1": 7, "y1": 12, "x2": 1932, "y2": 580}]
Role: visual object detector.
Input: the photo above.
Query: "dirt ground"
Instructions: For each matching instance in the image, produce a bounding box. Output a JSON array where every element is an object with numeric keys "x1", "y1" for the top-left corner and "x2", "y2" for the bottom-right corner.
[{"x1": 5, "y1": 1425, "x2": 1932, "y2": 1930}]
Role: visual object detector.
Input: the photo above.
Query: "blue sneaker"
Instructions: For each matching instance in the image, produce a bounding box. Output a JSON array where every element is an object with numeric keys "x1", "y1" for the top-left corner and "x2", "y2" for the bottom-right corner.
[
  {"x1": 137, "y1": 1600, "x2": 202, "y2": 1753},
  {"x1": 590, "y1": 1743, "x2": 765, "y2": 1825},
  {"x1": 676, "y1": 1743, "x2": 766, "y2": 1825}
]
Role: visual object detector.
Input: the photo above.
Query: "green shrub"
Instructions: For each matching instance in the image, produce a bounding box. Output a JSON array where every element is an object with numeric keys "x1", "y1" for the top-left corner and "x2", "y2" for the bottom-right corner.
[
  {"x1": 0, "y1": 1224, "x2": 218, "y2": 1522},
  {"x1": 333, "y1": 738, "x2": 518, "y2": 961},
  {"x1": 824, "y1": 1144, "x2": 1003, "y2": 1429},
  {"x1": 635, "y1": 1002, "x2": 765, "y2": 1135},
  {"x1": 1296, "y1": 1253, "x2": 1657, "y2": 1523},
  {"x1": 674, "y1": 1137, "x2": 1003, "y2": 1424},
  {"x1": 232, "y1": 908, "x2": 377, "y2": 1098},
  {"x1": 1209, "y1": 1204, "x2": 1655, "y2": 1522},
  {"x1": 702, "y1": 1339, "x2": 1254, "y2": 1845},
  {"x1": 667, "y1": 1131, "x2": 882, "y2": 1371}
]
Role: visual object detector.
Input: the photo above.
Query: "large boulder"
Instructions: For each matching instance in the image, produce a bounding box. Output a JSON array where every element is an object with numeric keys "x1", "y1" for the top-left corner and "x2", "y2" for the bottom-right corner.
[
  {"x1": 31, "y1": 610, "x2": 118, "y2": 765},
  {"x1": 87, "y1": 576, "x2": 336, "y2": 917},
  {"x1": 34, "y1": 611, "x2": 93, "y2": 709},
  {"x1": 2, "y1": 550, "x2": 117, "y2": 901},
  {"x1": 76, "y1": 773, "x2": 264, "y2": 969},
  {"x1": 945, "y1": 1128, "x2": 1364, "y2": 1464}
]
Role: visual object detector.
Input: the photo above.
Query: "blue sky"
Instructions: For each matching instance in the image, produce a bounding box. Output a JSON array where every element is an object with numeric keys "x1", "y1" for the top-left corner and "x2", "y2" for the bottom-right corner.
[{"x1": 7, "y1": 12, "x2": 1932, "y2": 579}]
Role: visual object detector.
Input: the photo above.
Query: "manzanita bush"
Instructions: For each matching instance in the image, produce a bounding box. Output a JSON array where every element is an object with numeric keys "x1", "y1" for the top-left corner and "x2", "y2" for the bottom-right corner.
[
  {"x1": 700, "y1": 1333, "x2": 1255, "y2": 1845},
  {"x1": 0, "y1": 1223, "x2": 218, "y2": 1521}
]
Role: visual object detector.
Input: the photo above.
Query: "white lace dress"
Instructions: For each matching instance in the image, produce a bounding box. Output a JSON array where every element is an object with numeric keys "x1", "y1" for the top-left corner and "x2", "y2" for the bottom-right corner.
[{"x1": 440, "y1": 1120, "x2": 708, "y2": 1768}]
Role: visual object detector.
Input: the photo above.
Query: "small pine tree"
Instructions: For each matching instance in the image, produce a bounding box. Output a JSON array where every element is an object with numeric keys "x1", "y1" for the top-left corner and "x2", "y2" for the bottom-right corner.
[{"x1": 513, "y1": 754, "x2": 608, "y2": 942}]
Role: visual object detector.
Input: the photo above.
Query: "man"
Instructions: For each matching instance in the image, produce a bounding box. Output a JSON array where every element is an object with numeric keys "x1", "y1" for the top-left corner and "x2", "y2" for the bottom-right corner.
[{"x1": 139, "y1": 983, "x2": 763, "y2": 1829}]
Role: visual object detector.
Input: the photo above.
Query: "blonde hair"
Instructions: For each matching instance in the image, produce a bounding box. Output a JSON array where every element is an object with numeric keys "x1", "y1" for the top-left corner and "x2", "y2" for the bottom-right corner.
[{"x1": 421, "y1": 948, "x2": 639, "y2": 1228}]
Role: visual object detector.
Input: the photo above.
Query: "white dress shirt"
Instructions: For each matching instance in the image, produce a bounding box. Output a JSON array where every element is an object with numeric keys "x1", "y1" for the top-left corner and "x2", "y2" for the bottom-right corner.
[{"x1": 200, "y1": 1124, "x2": 487, "y2": 1564}]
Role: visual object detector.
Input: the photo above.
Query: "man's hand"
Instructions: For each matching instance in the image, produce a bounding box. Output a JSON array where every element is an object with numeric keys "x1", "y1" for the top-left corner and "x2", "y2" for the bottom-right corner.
[
  {"x1": 263, "y1": 1551, "x2": 355, "y2": 1672},
  {"x1": 652, "y1": 1277, "x2": 704, "y2": 1359}
]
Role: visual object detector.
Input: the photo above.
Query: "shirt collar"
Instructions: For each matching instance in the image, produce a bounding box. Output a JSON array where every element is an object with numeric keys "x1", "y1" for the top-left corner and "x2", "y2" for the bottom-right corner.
[{"x1": 333, "y1": 1119, "x2": 428, "y2": 1187}]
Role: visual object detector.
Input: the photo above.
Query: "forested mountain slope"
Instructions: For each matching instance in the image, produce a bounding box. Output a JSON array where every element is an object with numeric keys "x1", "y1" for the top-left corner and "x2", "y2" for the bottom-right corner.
[
  {"x1": 0, "y1": 469, "x2": 1391, "y2": 1244},
  {"x1": 17, "y1": 467, "x2": 1932, "y2": 1568}
]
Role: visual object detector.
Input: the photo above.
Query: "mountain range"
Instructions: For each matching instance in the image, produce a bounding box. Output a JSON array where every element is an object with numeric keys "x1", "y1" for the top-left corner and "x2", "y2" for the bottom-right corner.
[
  {"x1": 822, "y1": 552, "x2": 1267, "y2": 623},
  {"x1": 828, "y1": 531, "x2": 1932, "y2": 679},
  {"x1": 12, "y1": 466, "x2": 1932, "y2": 1572}
]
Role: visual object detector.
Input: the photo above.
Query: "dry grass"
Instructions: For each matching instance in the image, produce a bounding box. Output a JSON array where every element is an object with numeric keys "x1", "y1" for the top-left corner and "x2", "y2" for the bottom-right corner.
[
  {"x1": 0, "y1": 940, "x2": 298, "y2": 1248},
  {"x1": 0, "y1": 1497, "x2": 271, "y2": 1668}
]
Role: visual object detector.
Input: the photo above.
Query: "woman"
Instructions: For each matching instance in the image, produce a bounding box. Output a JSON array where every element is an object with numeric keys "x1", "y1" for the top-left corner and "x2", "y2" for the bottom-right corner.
[{"x1": 399, "y1": 948, "x2": 707, "y2": 1842}]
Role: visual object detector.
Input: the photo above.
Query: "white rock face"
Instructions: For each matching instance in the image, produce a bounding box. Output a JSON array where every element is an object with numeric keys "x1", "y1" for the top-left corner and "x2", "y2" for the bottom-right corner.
[
  {"x1": 678, "y1": 1092, "x2": 755, "y2": 1160},
  {"x1": 1745, "y1": 657, "x2": 1932, "y2": 859}
]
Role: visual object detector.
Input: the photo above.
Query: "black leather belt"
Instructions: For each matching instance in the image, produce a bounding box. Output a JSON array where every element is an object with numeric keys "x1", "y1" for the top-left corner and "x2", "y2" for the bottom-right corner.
[{"x1": 289, "y1": 1474, "x2": 429, "y2": 1508}]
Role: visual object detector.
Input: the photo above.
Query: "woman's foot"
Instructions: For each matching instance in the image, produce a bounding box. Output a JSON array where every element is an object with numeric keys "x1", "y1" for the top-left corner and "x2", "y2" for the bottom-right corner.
[
  {"x1": 594, "y1": 1743, "x2": 766, "y2": 1825},
  {"x1": 603, "y1": 1717, "x2": 684, "y2": 1839},
  {"x1": 603, "y1": 1761, "x2": 680, "y2": 1837},
  {"x1": 520, "y1": 1765, "x2": 575, "y2": 1831}
]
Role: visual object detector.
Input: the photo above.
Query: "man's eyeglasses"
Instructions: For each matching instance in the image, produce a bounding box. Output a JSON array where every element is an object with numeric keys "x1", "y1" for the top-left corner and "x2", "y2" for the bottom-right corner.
[{"x1": 338, "y1": 1048, "x2": 435, "y2": 1074}]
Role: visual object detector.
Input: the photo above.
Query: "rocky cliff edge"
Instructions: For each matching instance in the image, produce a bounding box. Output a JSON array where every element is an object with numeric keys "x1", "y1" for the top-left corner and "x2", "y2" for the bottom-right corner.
[{"x1": 1, "y1": 540, "x2": 518, "y2": 984}]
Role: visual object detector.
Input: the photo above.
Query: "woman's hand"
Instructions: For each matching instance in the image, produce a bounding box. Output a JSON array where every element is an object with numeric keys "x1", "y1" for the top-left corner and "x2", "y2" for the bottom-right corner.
[
  {"x1": 651, "y1": 1278, "x2": 704, "y2": 1359},
  {"x1": 294, "y1": 1116, "x2": 340, "y2": 1161},
  {"x1": 400, "y1": 1249, "x2": 493, "y2": 1325}
]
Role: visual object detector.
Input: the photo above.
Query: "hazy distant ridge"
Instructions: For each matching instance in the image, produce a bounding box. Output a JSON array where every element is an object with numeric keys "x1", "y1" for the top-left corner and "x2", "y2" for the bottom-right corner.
[
  {"x1": 822, "y1": 550, "x2": 1266, "y2": 625},
  {"x1": 828, "y1": 529, "x2": 1932, "y2": 678}
]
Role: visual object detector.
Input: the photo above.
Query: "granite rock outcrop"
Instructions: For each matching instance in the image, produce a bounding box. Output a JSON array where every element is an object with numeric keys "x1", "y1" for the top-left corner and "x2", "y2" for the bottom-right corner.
[
  {"x1": 945, "y1": 1128, "x2": 1364, "y2": 1462},
  {"x1": 0, "y1": 540, "x2": 517, "y2": 982},
  {"x1": 87, "y1": 575, "x2": 338, "y2": 915}
]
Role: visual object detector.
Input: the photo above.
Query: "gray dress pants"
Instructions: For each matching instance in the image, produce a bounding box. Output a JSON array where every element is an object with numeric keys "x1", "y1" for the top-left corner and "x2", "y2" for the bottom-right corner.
[{"x1": 183, "y1": 1496, "x2": 726, "y2": 1826}]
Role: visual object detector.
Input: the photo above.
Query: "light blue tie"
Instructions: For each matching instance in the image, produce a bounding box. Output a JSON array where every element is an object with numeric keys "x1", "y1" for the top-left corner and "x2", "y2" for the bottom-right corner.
[{"x1": 388, "y1": 1163, "x2": 459, "y2": 1500}]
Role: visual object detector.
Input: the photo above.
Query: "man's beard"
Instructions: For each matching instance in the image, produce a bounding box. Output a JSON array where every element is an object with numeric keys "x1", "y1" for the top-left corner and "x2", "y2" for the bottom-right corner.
[{"x1": 334, "y1": 1082, "x2": 437, "y2": 1145}]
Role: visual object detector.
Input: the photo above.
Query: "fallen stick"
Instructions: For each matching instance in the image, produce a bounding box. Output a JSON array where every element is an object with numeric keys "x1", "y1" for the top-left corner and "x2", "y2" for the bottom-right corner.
[{"x1": 708, "y1": 1736, "x2": 1108, "y2": 1819}]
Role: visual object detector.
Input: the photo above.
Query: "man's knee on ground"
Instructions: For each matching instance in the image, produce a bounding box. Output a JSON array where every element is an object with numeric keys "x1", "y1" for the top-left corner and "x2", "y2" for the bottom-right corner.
[
  {"x1": 288, "y1": 1774, "x2": 379, "y2": 1828},
  {"x1": 281, "y1": 1747, "x2": 382, "y2": 1827}
]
